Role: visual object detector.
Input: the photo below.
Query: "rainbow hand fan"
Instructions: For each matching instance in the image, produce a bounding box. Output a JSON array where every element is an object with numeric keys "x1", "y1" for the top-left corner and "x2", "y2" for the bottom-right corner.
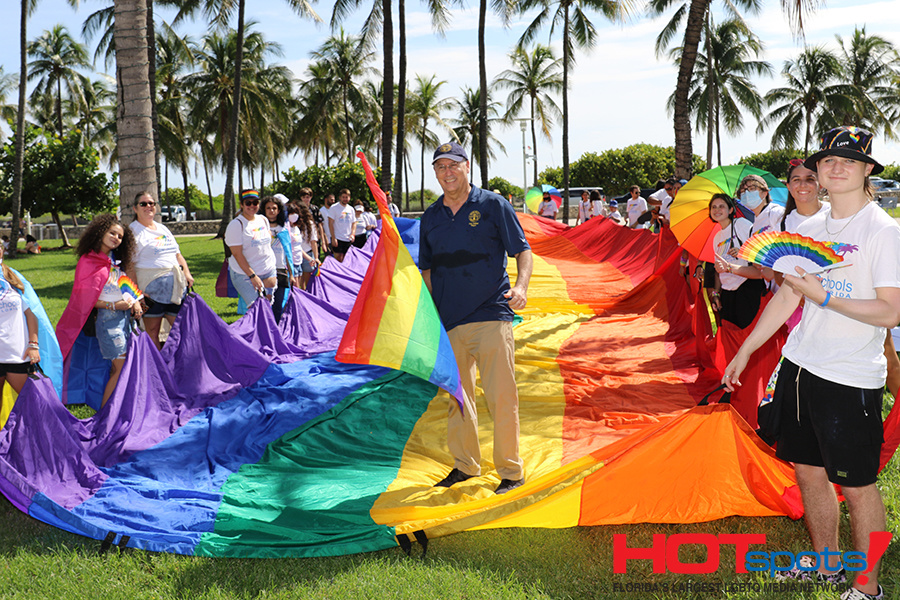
[
  {"x1": 117, "y1": 273, "x2": 144, "y2": 301},
  {"x1": 738, "y1": 231, "x2": 848, "y2": 275}
]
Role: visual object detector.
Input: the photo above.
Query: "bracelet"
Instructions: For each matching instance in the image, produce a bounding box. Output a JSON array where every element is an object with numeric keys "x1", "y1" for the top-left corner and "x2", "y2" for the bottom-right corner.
[
  {"x1": 679, "y1": 256, "x2": 688, "y2": 267},
  {"x1": 710, "y1": 291, "x2": 720, "y2": 298},
  {"x1": 28, "y1": 342, "x2": 39, "y2": 349},
  {"x1": 820, "y1": 291, "x2": 831, "y2": 308}
]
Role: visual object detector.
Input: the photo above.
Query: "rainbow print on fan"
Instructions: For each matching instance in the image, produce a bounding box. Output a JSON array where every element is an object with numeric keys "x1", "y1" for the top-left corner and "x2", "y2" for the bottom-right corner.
[
  {"x1": 117, "y1": 273, "x2": 144, "y2": 301},
  {"x1": 738, "y1": 231, "x2": 848, "y2": 275}
]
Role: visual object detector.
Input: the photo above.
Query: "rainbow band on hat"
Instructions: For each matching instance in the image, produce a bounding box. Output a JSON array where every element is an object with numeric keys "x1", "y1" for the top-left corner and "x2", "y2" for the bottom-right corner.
[{"x1": 241, "y1": 189, "x2": 259, "y2": 201}]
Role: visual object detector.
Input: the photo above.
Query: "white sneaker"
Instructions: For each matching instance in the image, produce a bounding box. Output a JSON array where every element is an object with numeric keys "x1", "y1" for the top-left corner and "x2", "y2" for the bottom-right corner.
[{"x1": 840, "y1": 585, "x2": 884, "y2": 600}]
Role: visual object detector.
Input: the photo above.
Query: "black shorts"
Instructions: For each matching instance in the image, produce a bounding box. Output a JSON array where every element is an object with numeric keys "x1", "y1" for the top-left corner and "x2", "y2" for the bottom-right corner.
[
  {"x1": 775, "y1": 359, "x2": 884, "y2": 487},
  {"x1": 143, "y1": 297, "x2": 182, "y2": 319},
  {"x1": 335, "y1": 239, "x2": 352, "y2": 254},
  {"x1": 719, "y1": 278, "x2": 766, "y2": 329},
  {"x1": 352, "y1": 234, "x2": 368, "y2": 249},
  {"x1": 0, "y1": 362, "x2": 32, "y2": 377}
]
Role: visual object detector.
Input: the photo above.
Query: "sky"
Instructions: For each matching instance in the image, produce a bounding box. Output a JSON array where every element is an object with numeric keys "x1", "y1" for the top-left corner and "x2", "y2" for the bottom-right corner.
[{"x1": 1, "y1": 0, "x2": 899, "y2": 198}]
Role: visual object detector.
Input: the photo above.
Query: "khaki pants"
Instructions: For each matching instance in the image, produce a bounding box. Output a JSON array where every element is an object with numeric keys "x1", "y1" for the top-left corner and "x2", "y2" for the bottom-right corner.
[{"x1": 447, "y1": 320, "x2": 524, "y2": 480}]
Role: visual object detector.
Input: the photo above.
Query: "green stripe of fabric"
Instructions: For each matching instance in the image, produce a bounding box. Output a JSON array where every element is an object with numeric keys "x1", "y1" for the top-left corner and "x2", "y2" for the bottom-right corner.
[
  {"x1": 398, "y1": 281, "x2": 441, "y2": 379},
  {"x1": 195, "y1": 371, "x2": 436, "y2": 558}
]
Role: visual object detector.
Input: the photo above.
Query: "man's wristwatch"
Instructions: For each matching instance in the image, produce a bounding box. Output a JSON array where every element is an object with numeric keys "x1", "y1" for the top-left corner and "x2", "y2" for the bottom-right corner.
[{"x1": 249, "y1": 273, "x2": 258, "y2": 279}]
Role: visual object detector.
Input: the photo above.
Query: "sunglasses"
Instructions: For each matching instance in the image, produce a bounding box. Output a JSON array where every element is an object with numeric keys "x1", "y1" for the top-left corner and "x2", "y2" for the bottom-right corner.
[
  {"x1": 243, "y1": 200, "x2": 260, "y2": 207},
  {"x1": 138, "y1": 201, "x2": 156, "y2": 207},
  {"x1": 789, "y1": 158, "x2": 804, "y2": 167}
]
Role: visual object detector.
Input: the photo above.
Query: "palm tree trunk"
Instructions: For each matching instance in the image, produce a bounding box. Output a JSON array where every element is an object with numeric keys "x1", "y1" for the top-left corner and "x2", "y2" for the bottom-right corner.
[
  {"x1": 380, "y1": 0, "x2": 394, "y2": 192},
  {"x1": 217, "y1": 0, "x2": 246, "y2": 237},
  {"x1": 9, "y1": 0, "x2": 28, "y2": 257},
  {"x1": 477, "y1": 0, "x2": 488, "y2": 189},
  {"x1": 56, "y1": 78, "x2": 63, "y2": 138},
  {"x1": 715, "y1": 98, "x2": 722, "y2": 167},
  {"x1": 343, "y1": 87, "x2": 352, "y2": 160},
  {"x1": 674, "y1": 0, "x2": 710, "y2": 179},
  {"x1": 393, "y1": 0, "x2": 406, "y2": 201},
  {"x1": 420, "y1": 122, "x2": 426, "y2": 211},
  {"x1": 147, "y1": 0, "x2": 162, "y2": 201},
  {"x1": 114, "y1": 0, "x2": 159, "y2": 224},
  {"x1": 704, "y1": 14, "x2": 714, "y2": 168},
  {"x1": 204, "y1": 153, "x2": 215, "y2": 217},
  {"x1": 182, "y1": 157, "x2": 191, "y2": 216},
  {"x1": 561, "y1": 6, "x2": 571, "y2": 220},
  {"x1": 530, "y1": 97, "x2": 538, "y2": 186}
]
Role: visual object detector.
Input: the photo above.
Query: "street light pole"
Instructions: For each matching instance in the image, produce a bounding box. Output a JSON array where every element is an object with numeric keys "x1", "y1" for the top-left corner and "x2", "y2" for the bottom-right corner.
[{"x1": 517, "y1": 118, "x2": 533, "y2": 212}]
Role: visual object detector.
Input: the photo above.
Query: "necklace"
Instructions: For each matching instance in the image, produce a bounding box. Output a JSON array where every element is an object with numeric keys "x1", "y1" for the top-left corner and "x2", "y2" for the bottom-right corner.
[{"x1": 824, "y1": 205, "x2": 863, "y2": 238}]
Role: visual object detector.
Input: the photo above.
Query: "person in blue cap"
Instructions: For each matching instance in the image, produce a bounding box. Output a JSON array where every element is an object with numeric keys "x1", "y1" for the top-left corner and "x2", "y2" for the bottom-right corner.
[{"x1": 420, "y1": 141, "x2": 533, "y2": 495}]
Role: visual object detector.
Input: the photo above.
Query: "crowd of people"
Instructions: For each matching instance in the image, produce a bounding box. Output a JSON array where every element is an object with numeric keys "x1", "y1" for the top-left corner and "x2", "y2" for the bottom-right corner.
[{"x1": 1, "y1": 127, "x2": 898, "y2": 599}]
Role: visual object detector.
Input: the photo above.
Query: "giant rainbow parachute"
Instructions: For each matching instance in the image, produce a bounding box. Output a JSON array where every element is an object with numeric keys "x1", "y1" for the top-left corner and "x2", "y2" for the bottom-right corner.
[{"x1": 0, "y1": 215, "x2": 839, "y2": 557}]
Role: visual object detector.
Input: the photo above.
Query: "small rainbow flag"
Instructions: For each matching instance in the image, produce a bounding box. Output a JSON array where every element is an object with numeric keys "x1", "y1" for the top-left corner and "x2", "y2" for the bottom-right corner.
[
  {"x1": 117, "y1": 273, "x2": 144, "y2": 301},
  {"x1": 738, "y1": 231, "x2": 847, "y2": 275},
  {"x1": 335, "y1": 150, "x2": 465, "y2": 410}
]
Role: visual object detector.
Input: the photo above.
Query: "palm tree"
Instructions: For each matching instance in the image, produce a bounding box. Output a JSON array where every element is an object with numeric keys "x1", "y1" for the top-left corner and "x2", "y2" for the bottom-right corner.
[
  {"x1": 0, "y1": 68, "x2": 18, "y2": 127},
  {"x1": 310, "y1": 30, "x2": 378, "y2": 161},
  {"x1": 9, "y1": 0, "x2": 37, "y2": 257},
  {"x1": 517, "y1": 0, "x2": 629, "y2": 218},
  {"x1": 174, "y1": 0, "x2": 320, "y2": 236},
  {"x1": 448, "y1": 86, "x2": 505, "y2": 186},
  {"x1": 113, "y1": 0, "x2": 158, "y2": 222},
  {"x1": 667, "y1": 18, "x2": 771, "y2": 167},
  {"x1": 834, "y1": 26, "x2": 900, "y2": 139},
  {"x1": 407, "y1": 75, "x2": 454, "y2": 210},
  {"x1": 296, "y1": 60, "x2": 344, "y2": 166},
  {"x1": 495, "y1": 44, "x2": 563, "y2": 186},
  {"x1": 757, "y1": 46, "x2": 850, "y2": 154},
  {"x1": 477, "y1": 0, "x2": 516, "y2": 190},
  {"x1": 649, "y1": 0, "x2": 818, "y2": 180},
  {"x1": 27, "y1": 25, "x2": 92, "y2": 138},
  {"x1": 67, "y1": 77, "x2": 116, "y2": 156}
]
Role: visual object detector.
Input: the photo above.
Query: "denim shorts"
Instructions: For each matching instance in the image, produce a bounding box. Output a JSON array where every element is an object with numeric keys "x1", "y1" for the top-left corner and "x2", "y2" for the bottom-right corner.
[
  {"x1": 143, "y1": 273, "x2": 182, "y2": 318},
  {"x1": 96, "y1": 308, "x2": 131, "y2": 360},
  {"x1": 230, "y1": 268, "x2": 275, "y2": 306}
]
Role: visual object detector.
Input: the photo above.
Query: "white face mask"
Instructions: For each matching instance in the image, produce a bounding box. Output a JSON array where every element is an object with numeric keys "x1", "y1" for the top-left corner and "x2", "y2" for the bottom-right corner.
[
  {"x1": 288, "y1": 213, "x2": 299, "y2": 224},
  {"x1": 740, "y1": 189, "x2": 764, "y2": 209}
]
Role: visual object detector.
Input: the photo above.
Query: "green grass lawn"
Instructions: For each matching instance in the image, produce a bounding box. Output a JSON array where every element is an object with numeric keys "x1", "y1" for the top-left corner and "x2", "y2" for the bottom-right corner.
[{"x1": 1, "y1": 236, "x2": 898, "y2": 599}]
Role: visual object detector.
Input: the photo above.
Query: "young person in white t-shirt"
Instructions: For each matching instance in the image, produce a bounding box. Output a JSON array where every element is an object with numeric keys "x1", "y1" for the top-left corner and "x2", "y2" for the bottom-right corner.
[
  {"x1": 537, "y1": 192, "x2": 559, "y2": 220},
  {"x1": 328, "y1": 189, "x2": 357, "y2": 262},
  {"x1": 286, "y1": 202, "x2": 319, "y2": 290},
  {"x1": 0, "y1": 244, "x2": 41, "y2": 394},
  {"x1": 224, "y1": 189, "x2": 277, "y2": 307},
  {"x1": 724, "y1": 127, "x2": 900, "y2": 600},
  {"x1": 262, "y1": 195, "x2": 295, "y2": 322},
  {"x1": 625, "y1": 186, "x2": 648, "y2": 228}
]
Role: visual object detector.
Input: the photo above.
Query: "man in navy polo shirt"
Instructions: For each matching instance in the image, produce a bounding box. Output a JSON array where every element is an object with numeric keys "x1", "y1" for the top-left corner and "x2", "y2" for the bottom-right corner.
[{"x1": 420, "y1": 141, "x2": 533, "y2": 495}]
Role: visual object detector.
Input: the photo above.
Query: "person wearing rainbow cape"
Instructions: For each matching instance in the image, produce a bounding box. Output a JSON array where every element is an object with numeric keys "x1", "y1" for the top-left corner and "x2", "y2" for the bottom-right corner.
[
  {"x1": 723, "y1": 127, "x2": 900, "y2": 600},
  {"x1": 57, "y1": 214, "x2": 144, "y2": 408}
]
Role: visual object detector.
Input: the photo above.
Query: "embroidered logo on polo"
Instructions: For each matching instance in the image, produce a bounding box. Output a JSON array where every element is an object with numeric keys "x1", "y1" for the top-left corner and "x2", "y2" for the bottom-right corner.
[{"x1": 468, "y1": 210, "x2": 481, "y2": 227}]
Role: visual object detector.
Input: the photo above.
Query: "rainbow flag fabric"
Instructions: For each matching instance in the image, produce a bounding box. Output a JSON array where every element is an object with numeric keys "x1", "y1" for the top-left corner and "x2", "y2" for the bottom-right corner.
[{"x1": 335, "y1": 151, "x2": 465, "y2": 408}]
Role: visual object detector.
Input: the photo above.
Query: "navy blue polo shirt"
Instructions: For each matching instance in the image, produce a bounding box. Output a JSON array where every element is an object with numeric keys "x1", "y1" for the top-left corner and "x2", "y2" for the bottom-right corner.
[{"x1": 419, "y1": 187, "x2": 529, "y2": 331}]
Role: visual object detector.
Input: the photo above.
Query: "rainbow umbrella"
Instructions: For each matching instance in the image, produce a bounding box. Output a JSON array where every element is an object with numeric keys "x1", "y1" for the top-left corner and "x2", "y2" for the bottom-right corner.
[
  {"x1": 669, "y1": 165, "x2": 786, "y2": 262},
  {"x1": 525, "y1": 185, "x2": 561, "y2": 213}
]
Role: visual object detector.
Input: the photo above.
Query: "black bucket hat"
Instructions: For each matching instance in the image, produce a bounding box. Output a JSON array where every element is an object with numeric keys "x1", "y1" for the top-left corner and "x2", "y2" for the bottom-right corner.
[{"x1": 804, "y1": 126, "x2": 883, "y2": 175}]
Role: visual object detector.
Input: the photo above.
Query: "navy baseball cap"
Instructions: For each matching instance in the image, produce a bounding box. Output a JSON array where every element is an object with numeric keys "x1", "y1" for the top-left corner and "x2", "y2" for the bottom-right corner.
[{"x1": 432, "y1": 141, "x2": 468, "y2": 164}]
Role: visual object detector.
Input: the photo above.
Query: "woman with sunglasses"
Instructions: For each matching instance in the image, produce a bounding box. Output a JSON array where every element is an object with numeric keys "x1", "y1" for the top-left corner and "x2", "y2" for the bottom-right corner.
[
  {"x1": 224, "y1": 189, "x2": 277, "y2": 308},
  {"x1": 128, "y1": 192, "x2": 194, "y2": 349}
]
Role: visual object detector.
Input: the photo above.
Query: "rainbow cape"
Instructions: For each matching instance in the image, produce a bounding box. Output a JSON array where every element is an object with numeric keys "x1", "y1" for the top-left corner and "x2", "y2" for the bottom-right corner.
[{"x1": 335, "y1": 151, "x2": 464, "y2": 408}]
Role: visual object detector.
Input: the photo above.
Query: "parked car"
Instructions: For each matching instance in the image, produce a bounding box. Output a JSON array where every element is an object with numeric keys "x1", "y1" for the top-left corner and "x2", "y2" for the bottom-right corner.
[
  {"x1": 871, "y1": 178, "x2": 900, "y2": 209},
  {"x1": 160, "y1": 205, "x2": 196, "y2": 222}
]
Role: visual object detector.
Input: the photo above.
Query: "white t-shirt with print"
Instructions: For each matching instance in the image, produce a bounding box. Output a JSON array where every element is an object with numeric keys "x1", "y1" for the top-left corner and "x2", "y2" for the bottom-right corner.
[
  {"x1": 129, "y1": 221, "x2": 180, "y2": 269},
  {"x1": 538, "y1": 200, "x2": 559, "y2": 217},
  {"x1": 0, "y1": 278, "x2": 30, "y2": 364},
  {"x1": 782, "y1": 202, "x2": 900, "y2": 388},
  {"x1": 329, "y1": 203, "x2": 356, "y2": 242},
  {"x1": 626, "y1": 197, "x2": 648, "y2": 227},
  {"x1": 782, "y1": 203, "x2": 829, "y2": 233},
  {"x1": 713, "y1": 217, "x2": 753, "y2": 290},
  {"x1": 750, "y1": 202, "x2": 786, "y2": 236},
  {"x1": 225, "y1": 214, "x2": 277, "y2": 275}
]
